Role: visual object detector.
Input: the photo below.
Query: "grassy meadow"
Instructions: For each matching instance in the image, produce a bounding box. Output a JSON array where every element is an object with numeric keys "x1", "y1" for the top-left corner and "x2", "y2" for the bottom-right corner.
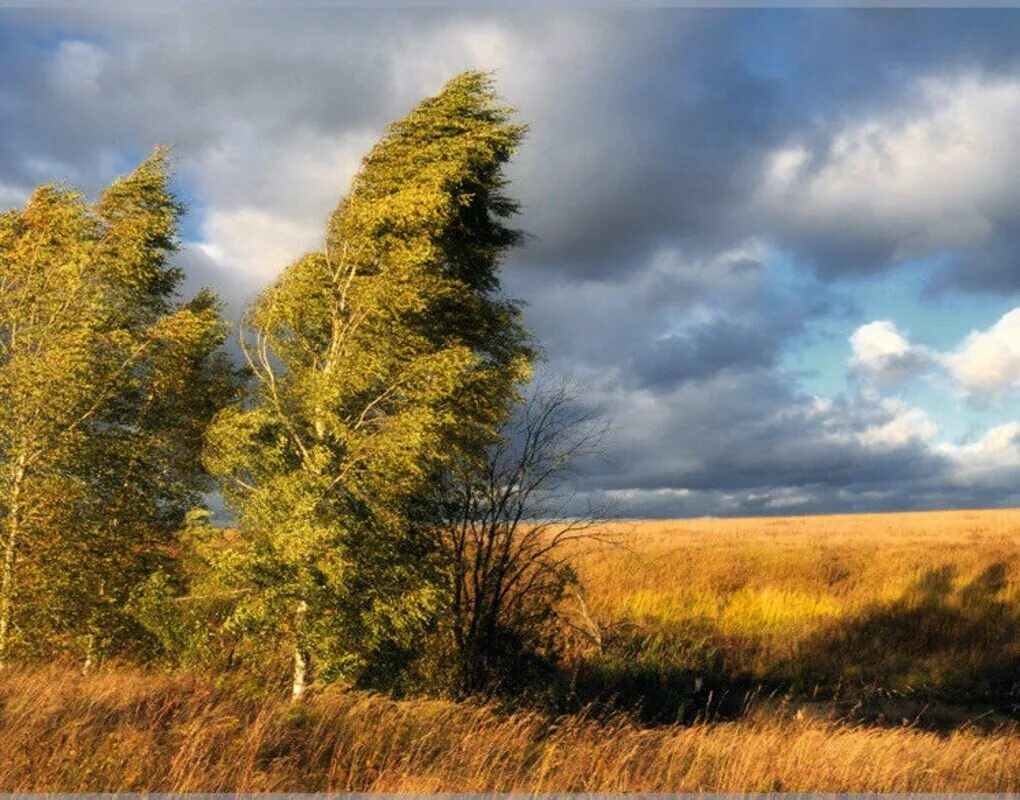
[
  {"x1": 568, "y1": 509, "x2": 1020, "y2": 724},
  {"x1": 2, "y1": 507, "x2": 1019, "y2": 792}
]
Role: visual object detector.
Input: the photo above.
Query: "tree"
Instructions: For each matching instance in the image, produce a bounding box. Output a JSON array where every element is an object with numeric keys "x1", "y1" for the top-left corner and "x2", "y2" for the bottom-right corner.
[
  {"x1": 202, "y1": 72, "x2": 533, "y2": 699},
  {"x1": 0, "y1": 149, "x2": 235, "y2": 666},
  {"x1": 434, "y1": 380, "x2": 611, "y2": 696}
]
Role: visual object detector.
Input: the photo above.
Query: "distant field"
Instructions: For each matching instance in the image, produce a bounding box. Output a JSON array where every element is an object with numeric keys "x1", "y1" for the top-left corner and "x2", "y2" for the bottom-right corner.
[
  {"x1": 568, "y1": 508, "x2": 1020, "y2": 723},
  {"x1": 1, "y1": 508, "x2": 1018, "y2": 792}
]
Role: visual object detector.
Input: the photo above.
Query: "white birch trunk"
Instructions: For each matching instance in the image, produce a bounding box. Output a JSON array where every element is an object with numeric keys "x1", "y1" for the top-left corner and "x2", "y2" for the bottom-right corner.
[
  {"x1": 82, "y1": 633, "x2": 96, "y2": 675},
  {"x1": 0, "y1": 463, "x2": 25, "y2": 668},
  {"x1": 291, "y1": 599, "x2": 310, "y2": 701}
]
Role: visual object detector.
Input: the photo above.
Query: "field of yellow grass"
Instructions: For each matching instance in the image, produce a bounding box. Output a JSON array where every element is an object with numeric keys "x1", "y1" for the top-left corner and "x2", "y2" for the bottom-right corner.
[
  {"x1": 566, "y1": 509, "x2": 1020, "y2": 720},
  {"x1": 0, "y1": 664, "x2": 1018, "y2": 792},
  {"x1": 581, "y1": 508, "x2": 1020, "y2": 622},
  {"x1": 1, "y1": 507, "x2": 1018, "y2": 791}
]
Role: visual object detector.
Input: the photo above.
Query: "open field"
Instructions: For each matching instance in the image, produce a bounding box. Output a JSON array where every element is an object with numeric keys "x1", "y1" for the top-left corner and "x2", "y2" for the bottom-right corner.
[
  {"x1": 1, "y1": 507, "x2": 1019, "y2": 791},
  {"x1": 566, "y1": 508, "x2": 1020, "y2": 724},
  {"x1": 1, "y1": 664, "x2": 1018, "y2": 792}
]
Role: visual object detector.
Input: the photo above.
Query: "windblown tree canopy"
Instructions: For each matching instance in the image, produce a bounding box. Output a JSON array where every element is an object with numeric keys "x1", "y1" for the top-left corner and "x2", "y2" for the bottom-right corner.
[
  {"x1": 202, "y1": 71, "x2": 534, "y2": 696},
  {"x1": 0, "y1": 149, "x2": 235, "y2": 665}
]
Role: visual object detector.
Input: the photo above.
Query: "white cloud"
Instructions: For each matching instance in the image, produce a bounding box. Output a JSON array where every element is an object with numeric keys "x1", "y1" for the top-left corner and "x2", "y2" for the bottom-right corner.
[
  {"x1": 841, "y1": 310, "x2": 1020, "y2": 500},
  {"x1": 942, "y1": 421, "x2": 1020, "y2": 463},
  {"x1": 389, "y1": 19, "x2": 523, "y2": 101},
  {"x1": 940, "y1": 422, "x2": 1020, "y2": 486},
  {"x1": 849, "y1": 320, "x2": 929, "y2": 385},
  {"x1": 198, "y1": 207, "x2": 322, "y2": 290},
  {"x1": 848, "y1": 307, "x2": 1020, "y2": 405},
  {"x1": 941, "y1": 308, "x2": 1020, "y2": 405},
  {"x1": 186, "y1": 127, "x2": 377, "y2": 309},
  {"x1": 850, "y1": 321, "x2": 911, "y2": 364},
  {"x1": 192, "y1": 127, "x2": 374, "y2": 219},
  {"x1": 759, "y1": 74, "x2": 1020, "y2": 265},
  {"x1": 858, "y1": 398, "x2": 938, "y2": 450}
]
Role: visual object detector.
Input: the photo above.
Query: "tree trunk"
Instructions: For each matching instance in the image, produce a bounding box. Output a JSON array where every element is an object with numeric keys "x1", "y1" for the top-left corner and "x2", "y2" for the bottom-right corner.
[
  {"x1": 0, "y1": 464, "x2": 25, "y2": 668},
  {"x1": 82, "y1": 633, "x2": 96, "y2": 675},
  {"x1": 291, "y1": 599, "x2": 310, "y2": 701}
]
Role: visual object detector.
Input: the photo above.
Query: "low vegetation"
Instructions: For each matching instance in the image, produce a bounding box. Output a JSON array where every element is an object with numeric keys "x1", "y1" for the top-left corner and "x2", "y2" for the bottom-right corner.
[
  {"x1": 567, "y1": 509, "x2": 1020, "y2": 723},
  {"x1": 0, "y1": 663, "x2": 1016, "y2": 792},
  {"x1": 2, "y1": 509, "x2": 1018, "y2": 792}
]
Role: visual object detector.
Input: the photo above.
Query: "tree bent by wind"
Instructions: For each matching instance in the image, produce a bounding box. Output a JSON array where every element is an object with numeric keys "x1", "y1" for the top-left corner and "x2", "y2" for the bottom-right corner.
[
  {"x1": 200, "y1": 72, "x2": 535, "y2": 699},
  {"x1": 0, "y1": 73, "x2": 609, "y2": 702},
  {"x1": 0, "y1": 150, "x2": 234, "y2": 666}
]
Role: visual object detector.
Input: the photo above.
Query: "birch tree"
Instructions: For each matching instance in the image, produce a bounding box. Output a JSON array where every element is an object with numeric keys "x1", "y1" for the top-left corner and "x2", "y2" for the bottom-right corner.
[
  {"x1": 203, "y1": 72, "x2": 533, "y2": 698},
  {"x1": 0, "y1": 149, "x2": 234, "y2": 665}
]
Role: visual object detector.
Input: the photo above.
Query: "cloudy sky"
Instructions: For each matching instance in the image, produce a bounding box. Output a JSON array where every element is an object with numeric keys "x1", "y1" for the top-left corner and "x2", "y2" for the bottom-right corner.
[{"x1": 2, "y1": 7, "x2": 1020, "y2": 517}]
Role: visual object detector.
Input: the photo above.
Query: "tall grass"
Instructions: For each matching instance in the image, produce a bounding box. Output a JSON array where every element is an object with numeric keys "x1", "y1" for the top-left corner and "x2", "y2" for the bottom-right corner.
[
  {"x1": 0, "y1": 664, "x2": 1018, "y2": 792},
  {"x1": 570, "y1": 508, "x2": 1020, "y2": 703},
  {"x1": 3, "y1": 508, "x2": 1019, "y2": 791}
]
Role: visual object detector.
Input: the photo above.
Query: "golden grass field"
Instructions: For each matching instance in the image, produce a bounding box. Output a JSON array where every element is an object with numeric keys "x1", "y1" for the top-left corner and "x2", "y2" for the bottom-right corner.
[
  {"x1": 569, "y1": 509, "x2": 1020, "y2": 717},
  {"x1": 1, "y1": 507, "x2": 1018, "y2": 791},
  {"x1": 1, "y1": 663, "x2": 1018, "y2": 792}
]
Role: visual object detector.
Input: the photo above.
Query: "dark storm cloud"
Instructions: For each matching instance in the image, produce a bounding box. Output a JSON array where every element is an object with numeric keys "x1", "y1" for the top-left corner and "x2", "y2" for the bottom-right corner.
[
  {"x1": 621, "y1": 277, "x2": 831, "y2": 391},
  {"x1": 937, "y1": 216, "x2": 1020, "y2": 293},
  {"x1": 5, "y1": 9, "x2": 1020, "y2": 285},
  {"x1": 501, "y1": 12, "x2": 790, "y2": 279},
  {"x1": 0, "y1": 9, "x2": 413, "y2": 194},
  {"x1": 505, "y1": 9, "x2": 1020, "y2": 287},
  {"x1": 584, "y1": 372, "x2": 946, "y2": 494},
  {"x1": 1, "y1": 7, "x2": 1019, "y2": 516},
  {"x1": 627, "y1": 323, "x2": 780, "y2": 391},
  {"x1": 561, "y1": 371, "x2": 987, "y2": 519},
  {"x1": 502, "y1": 246, "x2": 788, "y2": 376}
]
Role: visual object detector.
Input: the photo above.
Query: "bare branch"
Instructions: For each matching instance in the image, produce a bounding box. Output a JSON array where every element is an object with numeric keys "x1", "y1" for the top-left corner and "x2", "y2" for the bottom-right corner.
[{"x1": 436, "y1": 377, "x2": 617, "y2": 693}]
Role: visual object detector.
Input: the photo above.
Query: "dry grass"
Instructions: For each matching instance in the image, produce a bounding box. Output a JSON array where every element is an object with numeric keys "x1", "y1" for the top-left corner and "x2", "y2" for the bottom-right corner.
[
  {"x1": 0, "y1": 663, "x2": 1018, "y2": 792},
  {"x1": 570, "y1": 508, "x2": 1020, "y2": 702},
  {"x1": 3, "y1": 507, "x2": 1019, "y2": 791},
  {"x1": 580, "y1": 509, "x2": 1020, "y2": 617}
]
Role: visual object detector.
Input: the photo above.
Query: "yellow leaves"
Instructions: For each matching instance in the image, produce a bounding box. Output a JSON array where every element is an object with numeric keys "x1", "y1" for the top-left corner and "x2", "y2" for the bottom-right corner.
[
  {"x1": 200, "y1": 72, "x2": 533, "y2": 681},
  {"x1": 203, "y1": 405, "x2": 281, "y2": 485},
  {"x1": 149, "y1": 300, "x2": 226, "y2": 353},
  {"x1": 322, "y1": 75, "x2": 523, "y2": 465},
  {"x1": 0, "y1": 147, "x2": 236, "y2": 664}
]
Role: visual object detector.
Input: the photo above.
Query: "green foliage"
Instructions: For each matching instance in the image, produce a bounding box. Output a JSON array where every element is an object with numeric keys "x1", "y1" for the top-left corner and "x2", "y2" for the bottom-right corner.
[
  {"x1": 126, "y1": 510, "x2": 237, "y2": 669},
  {"x1": 0, "y1": 148, "x2": 237, "y2": 664},
  {"x1": 202, "y1": 72, "x2": 533, "y2": 689}
]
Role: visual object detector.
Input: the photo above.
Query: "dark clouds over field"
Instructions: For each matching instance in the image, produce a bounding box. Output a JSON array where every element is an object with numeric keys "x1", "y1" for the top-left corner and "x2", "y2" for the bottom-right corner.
[{"x1": 2, "y1": 8, "x2": 1019, "y2": 516}]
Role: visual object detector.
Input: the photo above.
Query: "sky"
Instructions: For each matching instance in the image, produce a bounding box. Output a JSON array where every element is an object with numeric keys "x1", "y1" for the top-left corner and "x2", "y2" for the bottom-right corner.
[{"x1": 1, "y1": 7, "x2": 1019, "y2": 517}]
